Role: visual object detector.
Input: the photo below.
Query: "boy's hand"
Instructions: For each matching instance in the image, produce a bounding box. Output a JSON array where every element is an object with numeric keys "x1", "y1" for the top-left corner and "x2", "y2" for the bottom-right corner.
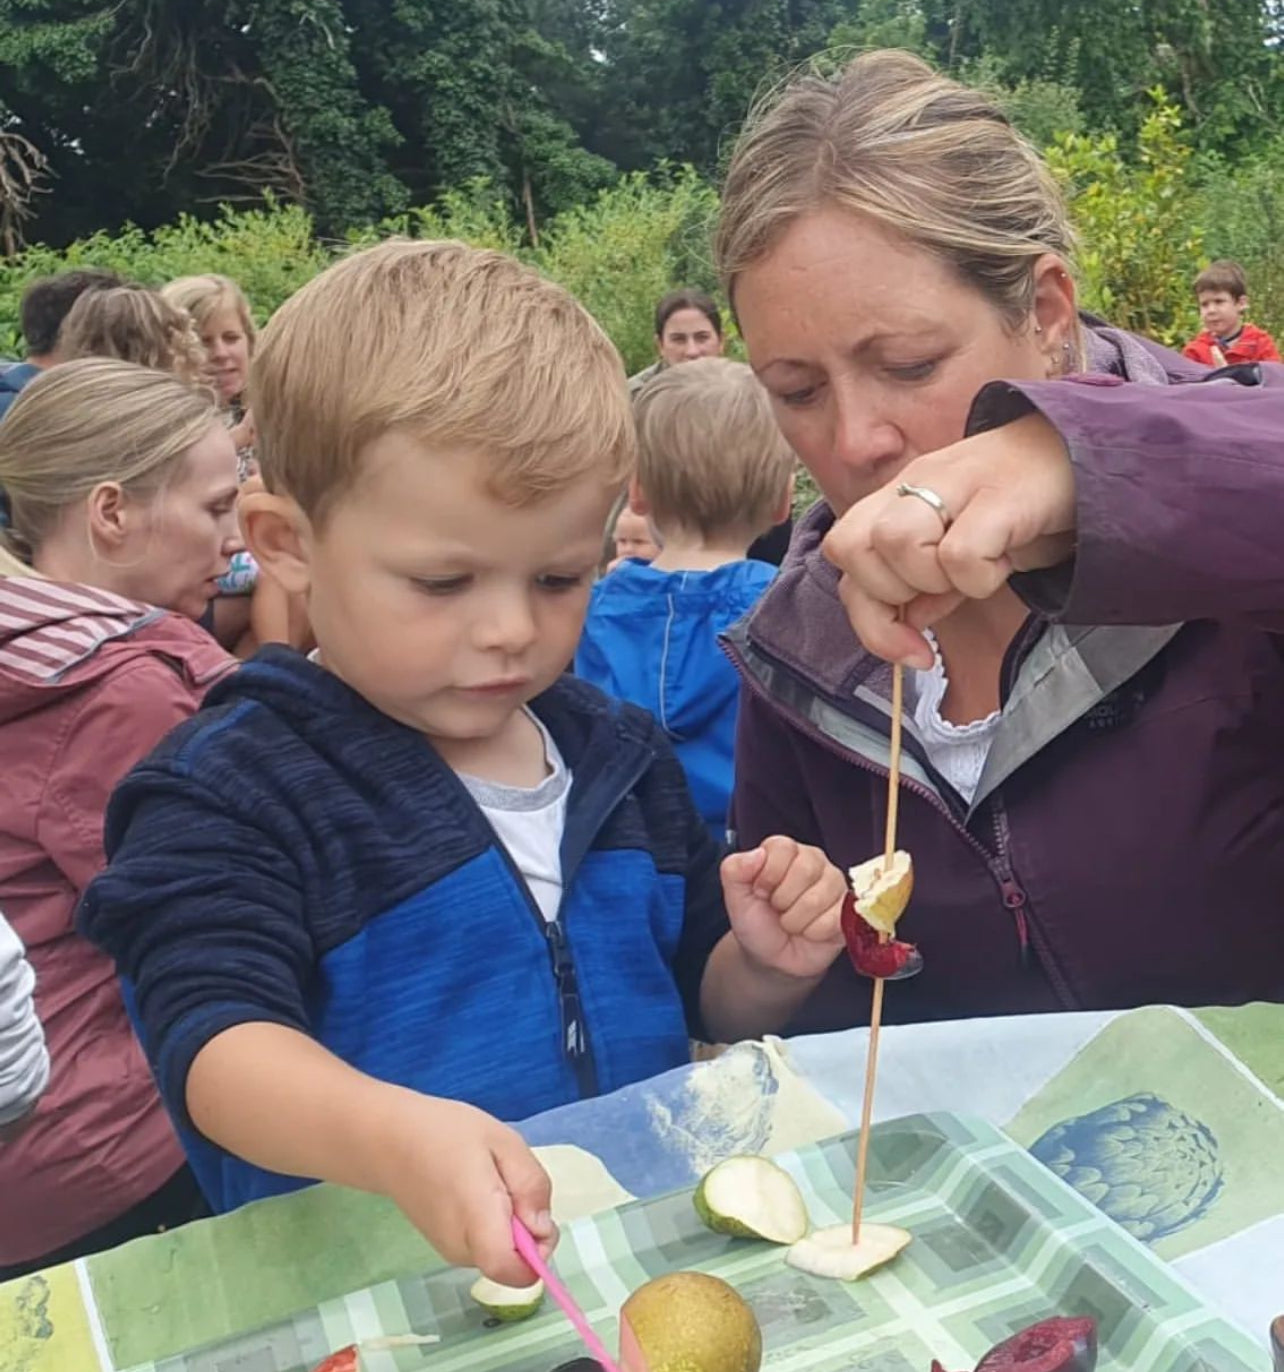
[
  {"x1": 375, "y1": 1094, "x2": 557, "y2": 1288},
  {"x1": 720, "y1": 836, "x2": 847, "y2": 981}
]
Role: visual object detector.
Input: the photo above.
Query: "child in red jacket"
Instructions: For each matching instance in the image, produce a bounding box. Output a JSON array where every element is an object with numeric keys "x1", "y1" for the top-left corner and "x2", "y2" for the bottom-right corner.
[{"x1": 1183, "y1": 260, "x2": 1281, "y2": 367}]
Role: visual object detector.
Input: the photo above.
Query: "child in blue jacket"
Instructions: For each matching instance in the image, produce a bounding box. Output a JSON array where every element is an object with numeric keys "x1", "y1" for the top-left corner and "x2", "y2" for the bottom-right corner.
[
  {"x1": 80, "y1": 242, "x2": 847, "y2": 1290},
  {"x1": 576, "y1": 358, "x2": 794, "y2": 837}
]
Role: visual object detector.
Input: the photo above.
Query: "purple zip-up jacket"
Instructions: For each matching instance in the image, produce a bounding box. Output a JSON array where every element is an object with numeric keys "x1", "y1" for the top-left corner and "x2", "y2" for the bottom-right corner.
[{"x1": 725, "y1": 325, "x2": 1284, "y2": 1031}]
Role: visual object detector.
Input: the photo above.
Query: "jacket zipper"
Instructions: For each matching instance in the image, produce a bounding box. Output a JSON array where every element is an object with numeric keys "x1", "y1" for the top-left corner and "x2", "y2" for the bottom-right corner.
[
  {"x1": 491, "y1": 830, "x2": 599, "y2": 1100},
  {"x1": 730, "y1": 647, "x2": 1065, "y2": 985},
  {"x1": 487, "y1": 730, "x2": 655, "y2": 1103},
  {"x1": 987, "y1": 798, "x2": 1077, "y2": 1006}
]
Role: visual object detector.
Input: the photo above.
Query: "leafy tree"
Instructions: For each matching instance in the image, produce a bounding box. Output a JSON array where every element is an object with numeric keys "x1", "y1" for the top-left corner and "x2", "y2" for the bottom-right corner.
[{"x1": 1046, "y1": 92, "x2": 1204, "y2": 345}]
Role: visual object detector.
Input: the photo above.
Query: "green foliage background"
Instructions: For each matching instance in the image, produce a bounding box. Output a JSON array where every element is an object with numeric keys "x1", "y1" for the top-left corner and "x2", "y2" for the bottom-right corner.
[{"x1": 6, "y1": 1, "x2": 1284, "y2": 364}]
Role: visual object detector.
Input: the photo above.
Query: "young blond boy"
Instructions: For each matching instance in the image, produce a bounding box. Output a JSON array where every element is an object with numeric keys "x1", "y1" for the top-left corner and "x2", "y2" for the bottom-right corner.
[
  {"x1": 81, "y1": 243, "x2": 846, "y2": 1288},
  {"x1": 1183, "y1": 260, "x2": 1281, "y2": 367},
  {"x1": 577, "y1": 358, "x2": 793, "y2": 837}
]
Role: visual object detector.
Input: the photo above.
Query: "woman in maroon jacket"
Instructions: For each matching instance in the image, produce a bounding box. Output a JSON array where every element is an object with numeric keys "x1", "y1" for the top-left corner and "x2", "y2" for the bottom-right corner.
[
  {"x1": 0, "y1": 359, "x2": 238, "y2": 1276},
  {"x1": 715, "y1": 50, "x2": 1284, "y2": 1031}
]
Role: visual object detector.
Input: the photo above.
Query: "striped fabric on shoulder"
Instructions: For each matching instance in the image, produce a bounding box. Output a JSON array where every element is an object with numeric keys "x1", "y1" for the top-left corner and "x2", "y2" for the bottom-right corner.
[{"x1": 0, "y1": 577, "x2": 159, "y2": 683}]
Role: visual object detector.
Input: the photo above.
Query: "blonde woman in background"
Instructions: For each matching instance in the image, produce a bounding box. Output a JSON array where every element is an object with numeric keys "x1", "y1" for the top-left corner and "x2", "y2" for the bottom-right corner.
[
  {"x1": 162, "y1": 273, "x2": 312, "y2": 654},
  {"x1": 0, "y1": 359, "x2": 237, "y2": 1278},
  {"x1": 161, "y1": 273, "x2": 256, "y2": 453},
  {"x1": 717, "y1": 49, "x2": 1284, "y2": 1031},
  {"x1": 55, "y1": 284, "x2": 208, "y2": 385}
]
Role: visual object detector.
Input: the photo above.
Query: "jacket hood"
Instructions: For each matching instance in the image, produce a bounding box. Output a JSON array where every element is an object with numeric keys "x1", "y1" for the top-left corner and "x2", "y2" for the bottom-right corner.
[
  {"x1": 577, "y1": 560, "x2": 776, "y2": 739},
  {"x1": 0, "y1": 577, "x2": 229, "y2": 725}
]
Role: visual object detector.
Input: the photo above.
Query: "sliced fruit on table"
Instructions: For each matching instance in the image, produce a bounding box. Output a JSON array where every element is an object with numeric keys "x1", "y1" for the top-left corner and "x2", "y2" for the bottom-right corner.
[
  {"x1": 784, "y1": 1221, "x2": 911, "y2": 1280},
  {"x1": 694, "y1": 1154, "x2": 810, "y2": 1244},
  {"x1": 930, "y1": 1316, "x2": 1098, "y2": 1372},
  {"x1": 308, "y1": 1334, "x2": 440, "y2": 1371},
  {"x1": 470, "y1": 1273, "x2": 546, "y2": 1321}
]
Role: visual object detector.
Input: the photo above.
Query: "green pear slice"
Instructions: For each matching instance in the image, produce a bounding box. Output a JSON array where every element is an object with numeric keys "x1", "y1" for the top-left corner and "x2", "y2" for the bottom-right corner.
[
  {"x1": 785, "y1": 1222, "x2": 911, "y2": 1280},
  {"x1": 469, "y1": 1274, "x2": 545, "y2": 1321},
  {"x1": 694, "y1": 1155, "x2": 810, "y2": 1244}
]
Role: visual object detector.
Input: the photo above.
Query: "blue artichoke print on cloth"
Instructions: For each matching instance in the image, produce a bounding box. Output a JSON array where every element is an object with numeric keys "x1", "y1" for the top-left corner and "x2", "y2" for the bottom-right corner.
[{"x1": 1031, "y1": 1093, "x2": 1224, "y2": 1241}]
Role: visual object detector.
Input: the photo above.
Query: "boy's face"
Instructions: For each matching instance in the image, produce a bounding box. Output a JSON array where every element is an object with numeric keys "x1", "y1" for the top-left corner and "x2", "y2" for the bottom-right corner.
[
  {"x1": 1197, "y1": 289, "x2": 1248, "y2": 338},
  {"x1": 300, "y1": 432, "x2": 614, "y2": 756}
]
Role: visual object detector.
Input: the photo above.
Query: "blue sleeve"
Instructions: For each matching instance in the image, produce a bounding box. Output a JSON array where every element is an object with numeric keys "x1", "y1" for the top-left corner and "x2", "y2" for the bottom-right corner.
[{"x1": 79, "y1": 766, "x2": 314, "y2": 1132}]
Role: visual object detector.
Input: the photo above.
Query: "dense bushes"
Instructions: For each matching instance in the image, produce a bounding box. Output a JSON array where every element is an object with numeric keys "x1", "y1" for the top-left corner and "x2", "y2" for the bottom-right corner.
[
  {"x1": 4, "y1": 106, "x2": 1284, "y2": 368},
  {"x1": 0, "y1": 170, "x2": 719, "y2": 374}
]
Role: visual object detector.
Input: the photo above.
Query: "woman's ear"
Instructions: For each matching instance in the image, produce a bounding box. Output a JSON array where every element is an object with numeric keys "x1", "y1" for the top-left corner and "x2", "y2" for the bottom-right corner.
[
  {"x1": 628, "y1": 476, "x2": 651, "y2": 517},
  {"x1": 239, "y1": 482, "x2": 312, "y2": 596},
  {"x1": 1030, "y1": 254, "x2": 1079, "y2": 371},
  {"x1": 85, "y1": 482, "x2": 132, "y2": 554}
]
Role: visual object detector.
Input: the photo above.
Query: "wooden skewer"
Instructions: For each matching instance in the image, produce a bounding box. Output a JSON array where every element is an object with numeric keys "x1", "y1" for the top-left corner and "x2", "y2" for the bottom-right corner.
[{"x1": 852, "y1": 658, "x2": 904, "y2": 1244}]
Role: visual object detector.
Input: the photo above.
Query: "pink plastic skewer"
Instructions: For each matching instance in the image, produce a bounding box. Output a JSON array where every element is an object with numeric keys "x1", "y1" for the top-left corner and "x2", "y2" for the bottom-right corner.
[{"x1": 511, "y1": 1216, "x2": 625, "y2": 1372}]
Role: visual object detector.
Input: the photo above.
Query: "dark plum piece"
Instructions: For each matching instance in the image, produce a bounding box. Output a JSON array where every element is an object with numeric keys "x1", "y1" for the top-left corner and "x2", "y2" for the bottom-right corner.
[{"x1": 931, "y1": 1316, "x2": 1098, "y2": 1372}]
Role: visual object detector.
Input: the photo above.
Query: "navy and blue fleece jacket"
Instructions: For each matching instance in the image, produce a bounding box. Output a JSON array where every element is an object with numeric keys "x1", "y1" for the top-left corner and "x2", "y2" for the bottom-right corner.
[
  {"x1": 575, "y1": 559, "x2": 776, "y2": 837},
  {"x1": 79, "y1": 648, "x2": 729, "y2": 1212}
]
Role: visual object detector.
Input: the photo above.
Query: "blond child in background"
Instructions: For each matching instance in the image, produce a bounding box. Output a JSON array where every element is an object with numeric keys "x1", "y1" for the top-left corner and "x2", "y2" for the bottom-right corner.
[
  {"x1": 576, "y1": 357, "x2": 794, "y2": 837},
  {"x1": 82, "y1": 241, "x2": 848, "y2": 1288}
]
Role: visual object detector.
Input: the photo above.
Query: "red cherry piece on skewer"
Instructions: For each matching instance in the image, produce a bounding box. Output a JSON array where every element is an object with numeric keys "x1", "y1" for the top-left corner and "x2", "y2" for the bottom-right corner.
[{"x1": 840, "y1": 893, "x2": 923, "y2": 981}]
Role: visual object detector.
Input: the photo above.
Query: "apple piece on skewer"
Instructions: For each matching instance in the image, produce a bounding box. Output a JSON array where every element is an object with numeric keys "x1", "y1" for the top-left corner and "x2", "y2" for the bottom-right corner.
[
  {"x1": 784, "y1": 1221, "x2": 911, "y2": 1280},
  {"x1": 848, "y1": 850, "x2": 914, "y2": 935}
]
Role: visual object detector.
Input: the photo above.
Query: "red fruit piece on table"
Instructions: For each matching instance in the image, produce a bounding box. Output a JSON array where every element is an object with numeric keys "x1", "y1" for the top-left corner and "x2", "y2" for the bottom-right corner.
[
  {"x1": 840, "y1": 893, "x2": 923, "y2": 980},
  {"x1": 974, "y1": 1316, "x2": 1098, "y2": 1372},
  {"x1": 311, "y1": 1348, "x2": 359, "y2": 1372}
]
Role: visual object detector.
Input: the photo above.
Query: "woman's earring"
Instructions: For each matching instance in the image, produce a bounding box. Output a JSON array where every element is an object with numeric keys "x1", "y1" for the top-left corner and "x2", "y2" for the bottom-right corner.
[{"x1": 1062, "y1": 339, "x2": 1074, "y2": 374}]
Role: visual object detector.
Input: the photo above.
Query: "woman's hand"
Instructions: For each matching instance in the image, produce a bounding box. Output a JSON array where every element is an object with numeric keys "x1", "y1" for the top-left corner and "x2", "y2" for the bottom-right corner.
[{"x1": 821, "y1": 412, "x2": 1077, "y2": 666}]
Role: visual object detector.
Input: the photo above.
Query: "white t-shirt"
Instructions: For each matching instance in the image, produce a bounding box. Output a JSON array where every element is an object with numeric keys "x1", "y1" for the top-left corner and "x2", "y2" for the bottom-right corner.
[
  {"x1": 457, "y1": 711, "x2": 570, "y2": 922},
  {"x1": 0, "y1": 912, "x2": 50, "y2": 1127},
  {"x1": 909, "y1": 630, "x2": 1002, "y2": 806}
]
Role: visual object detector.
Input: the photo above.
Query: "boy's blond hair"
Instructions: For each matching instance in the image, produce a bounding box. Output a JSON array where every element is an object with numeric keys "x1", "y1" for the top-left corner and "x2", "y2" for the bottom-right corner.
[
  {"x1": 1194, "y1": 260, "x2": 1249, "y2": 300},
  {"x1": 57, "y1": 285, "x2": 208, "y2": 386},
  {"x1": 250, "y1": 239, "x2": 634, "y2": 524},
  {"x1": 634, "y1": 358, "x2": 793, "y2": 540}
]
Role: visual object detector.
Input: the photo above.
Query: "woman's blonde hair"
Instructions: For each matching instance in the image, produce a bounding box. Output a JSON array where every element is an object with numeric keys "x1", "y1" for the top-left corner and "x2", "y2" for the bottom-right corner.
[
  {"x1": 0, "y1": 358, "x2": 221, "y2": 577},
  {"x1": 161, "y1": 274, "x2": 256, "y2": 348},
  {"x1": 57, "y1": 285, "x2": 208, "y2": 385},
  {"x1": 715, "y1": 49, "x2": 1078, "y2": 330}
]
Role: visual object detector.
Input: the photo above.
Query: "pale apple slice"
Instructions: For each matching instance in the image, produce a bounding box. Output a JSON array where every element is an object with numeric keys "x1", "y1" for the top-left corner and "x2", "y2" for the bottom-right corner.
[
  {"x1": 784, "y1": 1221, "x2": 911, "y2": 1280},
  {"x1": 848, "y1": 851, "x2": 914, "y2": 936},
  {"x1": 469, "y1": 1274, "x2": 545, "y2": 1321},
  {"x1": 694, "y1": 1155, "x2": 810, "y2": 1244}
]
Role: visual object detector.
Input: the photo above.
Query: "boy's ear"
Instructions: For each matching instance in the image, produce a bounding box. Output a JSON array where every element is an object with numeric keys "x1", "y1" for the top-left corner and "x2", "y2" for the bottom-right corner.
[
  {"x1": 772, "y1": 471, "x2": 796, "y2": 526},
  {"x1": 628, "y1": 476, "x2": 650, "y2": 517},
  {"x1": 239, "y1": 482, "x2": 313, "y2": 596}
]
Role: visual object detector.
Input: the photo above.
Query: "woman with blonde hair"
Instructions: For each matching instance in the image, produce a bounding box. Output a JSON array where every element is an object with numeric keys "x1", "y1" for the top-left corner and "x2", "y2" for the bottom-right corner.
[
  {"x1": 161, "y1": 273, "x2": 255, "y2": 421},
  {"x1": 162, "y1": 273, "x2": 312, "y2": 654},
  {"x1": 718, "y1": 50, "x2": 1284, "y2": 1030},
  {"x1": 0, "y1": 358, "x2": 238, "y2": 1277},
  {"x1": 55, "y1": 284, "x2": 208, "y2": 385}
]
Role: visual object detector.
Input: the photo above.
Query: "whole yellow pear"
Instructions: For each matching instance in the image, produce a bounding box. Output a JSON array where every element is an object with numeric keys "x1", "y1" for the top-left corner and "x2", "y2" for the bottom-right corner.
[{"x1": 619, "y1": 1271, "x2": 761, "y2": 1372}]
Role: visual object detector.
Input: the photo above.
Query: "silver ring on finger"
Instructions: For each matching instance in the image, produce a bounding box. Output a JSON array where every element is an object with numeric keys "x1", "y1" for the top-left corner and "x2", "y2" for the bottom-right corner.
[{"x1": 895, "y1": 481, "x2": 953, "y2": 532}]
